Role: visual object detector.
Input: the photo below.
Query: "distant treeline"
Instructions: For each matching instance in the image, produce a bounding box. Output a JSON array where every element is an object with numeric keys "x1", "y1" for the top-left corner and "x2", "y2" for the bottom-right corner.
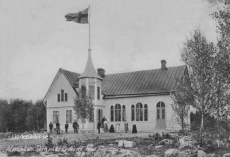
[{"x1": 0, "y1": 99, "x2": 46, "y2": 133}]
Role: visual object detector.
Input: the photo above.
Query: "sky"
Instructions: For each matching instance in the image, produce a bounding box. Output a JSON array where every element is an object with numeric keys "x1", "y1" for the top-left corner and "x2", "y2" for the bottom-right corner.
[{"x1": 0, "y1": 0, "x2": 217, "y2": 102}]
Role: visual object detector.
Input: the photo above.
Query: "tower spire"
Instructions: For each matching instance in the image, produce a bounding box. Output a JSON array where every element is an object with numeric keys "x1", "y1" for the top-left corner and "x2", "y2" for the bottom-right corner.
[{"x1": 79, "y1": 49, "x2": 102, "y2": 80}]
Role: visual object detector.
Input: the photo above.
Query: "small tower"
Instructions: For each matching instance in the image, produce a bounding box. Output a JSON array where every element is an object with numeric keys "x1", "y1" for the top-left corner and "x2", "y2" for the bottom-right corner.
[{"x1": 78, "y1": 49, "x2": 103, "y2": 131}]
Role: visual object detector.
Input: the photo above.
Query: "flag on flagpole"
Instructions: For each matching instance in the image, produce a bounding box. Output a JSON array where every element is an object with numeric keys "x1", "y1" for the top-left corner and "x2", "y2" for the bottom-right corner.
[{"x1": 65, "y1": 7, "x2": 88, "y2": 24}]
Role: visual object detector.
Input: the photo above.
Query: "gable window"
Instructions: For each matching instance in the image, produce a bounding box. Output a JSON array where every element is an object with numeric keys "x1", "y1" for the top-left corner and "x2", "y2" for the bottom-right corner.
[
  {"x1": 53, "y1": 111, "x2": 59, "y2": 123},
  {"x1": 131, "y1": 105, "x2": 135, "y2": 121},
  {"x1": 122, "y1": 105, "x2": 126, "y2": 121},
  {"x1": 57, "y1": 90, "x2": 68, "y2": 102},
  {"x1": 115, "y1": 104, "x2": 121, "y2": 121},
  {"x1": 110, "y1": 106, "x2": 114, "y2": 121},
  {"x1": 144, "y1": 104, "x2": 148, "y2": 121},
  {"x1": 97, "y1": 87, "x2": 100, "y2": 100},
  {"x1": 65, "y1": 93, "x2": 68, "y2": 101},
  {"x1": 57, "y1": 94, "x2": 60, "y2": 102},
  {"x1": 66, "y1": 110, "x2": 72, "y2": 123},
  {"x1": 61, "y1": 90, "x2": 64, "y2": 101}
]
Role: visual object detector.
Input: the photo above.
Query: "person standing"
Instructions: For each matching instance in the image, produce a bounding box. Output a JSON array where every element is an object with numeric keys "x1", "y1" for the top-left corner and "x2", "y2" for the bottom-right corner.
[
  {"x1": 49, "y1": 122, "x2": 53, "y2": 133},
  {"x1": 73, "y1": 121, "x2": 76, "y2": 133},
  {"x1": 124, "y1": 121, "x2": 129, "y2": 133},
  {"x1": 104, "y1": 119, "x2": 108, "y2": 132},
  {"x1": 132, "y1": 121, "x2": 137, "y2": 134},
  {"x1": 56, "y1": 121, "x2": 60, "y2": 134},
  {"x1": 97, "y1": 121, "x2": 101, "y2": 134},
  {"x1": 101, "y1": 116, "x2": 106, "y2": 128},
  {"x1": 65, "y1": 123, "x2": 69, "y2": 133},
  {"x1": 76, "y1": 121, "x2": 79, "y2": 134}
]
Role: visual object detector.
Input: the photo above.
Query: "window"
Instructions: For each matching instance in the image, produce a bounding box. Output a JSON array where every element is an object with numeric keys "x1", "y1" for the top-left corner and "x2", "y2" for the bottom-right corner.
[
  {"x1": 53, "y1": 111, "x2": 59, "y2": 123},
  {"x1": 122, "y1": 105, "x2": 126, "y2": 121},
  {"x1": 144, "y1": 104, "x2": 148, "y2": 121},
  {"x1": 115, "y1": 104, "x2": 121, "y2": 121},
  {"x1": 136, "y1": 103, "x2": 143, "y2": 121},
  {"x1": 65, "y1": 93, "x2": 68, "y2": 101},
  {"x1": 162, "y1": 108, "x2": 165, "y2": 119},
  {"x1": 140, "y1": 103, "x2": 143, "y2": 121},
  {"x1": 57, "y1": 94, "x2": 60, "y2": 102},
  {"x1": 89, "y1": 85, "x2": 95, "y2": 99},
  {"x1": 131, "y1": 105, "x2": 135, "y2": 121},
  {"x1": 156, "y1": 101, "x2": 165, "y2": 120},
  {"x1": 66, "y1": 110, "x2": 72, "y2": 123},
  {"x1": 157, "y1": 109, "x2": 160, "y2": 119},
  {"x1": 58, "y1": 90, "x2": 68, "y2": 102},
  {"x1": 61, "y1": 90, "x2": 64, "y2": 101},
  {"x1": 110, "y1": 106, "x2": 114, "y2": 121},
  {"x1": 97, "y1": 87, "x2": 100, "y2": 100}
]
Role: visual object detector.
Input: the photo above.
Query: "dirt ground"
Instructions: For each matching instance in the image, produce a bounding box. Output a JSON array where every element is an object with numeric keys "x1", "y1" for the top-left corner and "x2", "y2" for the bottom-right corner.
[{"x1": 0, "y1": 130, "x2": 168, "y2": 150}]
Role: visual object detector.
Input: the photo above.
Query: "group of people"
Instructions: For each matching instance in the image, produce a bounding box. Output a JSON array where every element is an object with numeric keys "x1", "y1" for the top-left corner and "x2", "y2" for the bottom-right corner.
[
  {"x1": 49, "y1": 117, "x2": 137, "y2": 134},
  {"x1": 96, "y1": 117, "x2": 137, "y2": 134},
  {"x1": 97, "y1": 116, "x2": 108, "y2": 133},
  {"x1": 49, "y1": 120, "x2": 79, "y2": 134}
]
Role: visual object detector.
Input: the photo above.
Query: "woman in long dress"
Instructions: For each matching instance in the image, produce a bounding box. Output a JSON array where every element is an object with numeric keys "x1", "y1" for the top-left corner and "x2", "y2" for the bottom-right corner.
[
  {"x1": 124, "y1": 121, "x2": 129, "y2": 133},
  {"x1": 104, "y1": 119, "x2": 108, "y2": 132},
  {"x1": 132, "y1": 121, "x2": 137, "y2": 133}
]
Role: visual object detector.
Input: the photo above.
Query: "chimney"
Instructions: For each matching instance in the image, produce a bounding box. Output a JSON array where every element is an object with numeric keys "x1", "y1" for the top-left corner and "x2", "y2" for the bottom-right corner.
[
  {"x1": 97, "y1": 68, "x2": 105, "y2": 78},
  {"x1": 161, "y1": 60, "x2": 167, "y2": 70}
]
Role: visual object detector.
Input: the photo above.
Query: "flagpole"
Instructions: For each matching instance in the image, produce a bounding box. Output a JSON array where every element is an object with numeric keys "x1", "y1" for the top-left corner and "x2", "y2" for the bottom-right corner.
[{"x1": 88, "y1": 5, "x2": 91, "y2": 52}]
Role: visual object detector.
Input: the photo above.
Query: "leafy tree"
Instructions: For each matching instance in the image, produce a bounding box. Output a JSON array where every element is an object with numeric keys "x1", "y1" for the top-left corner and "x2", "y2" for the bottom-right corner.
[
  {"x1": 171, "y1": 69, "x2": 194, "y2": 132},
  {"x1": 26, "y1": 105, "x2": 37, "y2": 131},
  {"x1": 35, "y1": 100, "x2": 47, "y2": 130},
  {"x1": 181, "y1": 29, "x2": 216, "y2": 129},
  {"x1": 73, "y1": 86, "x2": 94, "y2": 133},
  {"x1": 0, "y1": 99, "x2": 14, "y2": 132}
]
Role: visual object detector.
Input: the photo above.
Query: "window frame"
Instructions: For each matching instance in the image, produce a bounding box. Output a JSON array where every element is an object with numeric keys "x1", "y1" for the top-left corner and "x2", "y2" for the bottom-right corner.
[
  {"x1": 66, "y1": 110, "x2": 72, "y2": 123},
  {"x1": 53, "y1": 111, "x2": 59, "y2": 123},
  {"x1": 115, "y1": 104, "x2": 121, "y2": 122},
  {"x1": 110, "y1": 106, "x2": 114, "y2": 122}
]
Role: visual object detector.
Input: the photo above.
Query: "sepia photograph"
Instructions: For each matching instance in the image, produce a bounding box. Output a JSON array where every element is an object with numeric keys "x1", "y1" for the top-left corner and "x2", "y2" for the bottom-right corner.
[{"x1": 0, "y1": 0, "x2": 230, "y2": 156}]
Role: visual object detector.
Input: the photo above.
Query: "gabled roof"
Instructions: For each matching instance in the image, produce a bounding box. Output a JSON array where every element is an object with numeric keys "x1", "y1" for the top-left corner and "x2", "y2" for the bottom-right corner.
[
  {"x1": 43, "y1": 68, "x2": 80, "y2": 103},
  {"x1": 102, "y1": 65, "x2": 186, "y2": 96},
  {"x1": 79, "y1": 50, "x2": 102, "y2": 80},
  {"x1": 60, "y1": 68, "x2": 80, "y2": 88},
  {"x1": 44, "y1": 65, "x2": 186, "y2": 102}
]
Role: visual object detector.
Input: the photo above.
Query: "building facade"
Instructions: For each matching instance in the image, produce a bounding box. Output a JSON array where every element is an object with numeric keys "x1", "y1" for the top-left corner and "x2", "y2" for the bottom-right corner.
[{"x1": 43, "y1": 50, "x2": 187, "y2": 132}]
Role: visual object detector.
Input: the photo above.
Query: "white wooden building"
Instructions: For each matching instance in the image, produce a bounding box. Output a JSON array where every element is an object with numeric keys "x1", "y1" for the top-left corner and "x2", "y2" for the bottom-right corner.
[{"x1": 43, "y1": 50, "x2": 188, "y2": 132}]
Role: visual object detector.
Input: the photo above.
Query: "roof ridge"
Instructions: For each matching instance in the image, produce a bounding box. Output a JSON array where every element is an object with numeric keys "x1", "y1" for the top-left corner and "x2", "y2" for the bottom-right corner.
[
  {"x1": 105, "y1": 65, "x2": 186, "y2": 76},
  {"x1": 60, "y1": 68, "x2": 80, "y2": 75}
]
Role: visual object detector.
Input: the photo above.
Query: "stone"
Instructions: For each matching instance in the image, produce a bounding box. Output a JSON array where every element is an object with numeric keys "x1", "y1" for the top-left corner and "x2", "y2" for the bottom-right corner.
[
  {"x1": 155, "y1": 145, "x2": 163, "y2": 149},
  {"x1": 124, "y1": 140, "x2": 135, "y2": 148},
  {"x1": 197, "y1": 150, "x2": 206, "y2": 157},
  {"x1": 118, "y1": 140, "x2": 124, "y2": 147},
  {"x1": 164, "y1": 149, "x2": 179, "y2": 157},
  {"x1": 146, "y1": 154, "x2": 158, "y2": 157},
  {"x1": 0, "y1": 152, "x2": 7, "y2": 157},
  {"x1": 160, "y1": 139, "x2": 173, "y2": 145},
  {"x1": 223, "y1": 153, "x2": 230, "y2": 157},
  {"x1": 206, "y1": 154, "x2": 215, "y2": 157}
]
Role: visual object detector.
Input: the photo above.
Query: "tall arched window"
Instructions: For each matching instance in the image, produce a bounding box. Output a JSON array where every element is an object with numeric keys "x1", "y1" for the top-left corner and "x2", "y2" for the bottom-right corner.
[
  {"x1": 131, "y1": 105, "x2": 135, "y2": 121},
  {"x1": 122, "y1": 105, "x2": 126, "y2": 121},
  {"x1": 136, "y1": 103, "x2": 143, "y2": 121},
  {"x1": 144, "y1": 104, "x2": 148, "y2": 121},
  {"x1": 110, "y1": 106, "x2": 114, "y2": 121},
  {"x1": 157, "y1": 102, "x2": 165, "y2": 120},
  {"x1": 140, "y1": 103, "x2": 143, "y2": 121},
  {"x1": 115, "y1": 104, "x2": 121, "y2": 121}
]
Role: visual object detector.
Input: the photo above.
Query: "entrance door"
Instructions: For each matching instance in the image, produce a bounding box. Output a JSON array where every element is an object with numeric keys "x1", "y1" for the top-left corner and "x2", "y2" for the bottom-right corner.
[
  {"x1": 155, "y1": 102, "x2": 166, "y2": 129},
  {"x1": 97, "y1": 109, "x2": 103, "y2": 123}
]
